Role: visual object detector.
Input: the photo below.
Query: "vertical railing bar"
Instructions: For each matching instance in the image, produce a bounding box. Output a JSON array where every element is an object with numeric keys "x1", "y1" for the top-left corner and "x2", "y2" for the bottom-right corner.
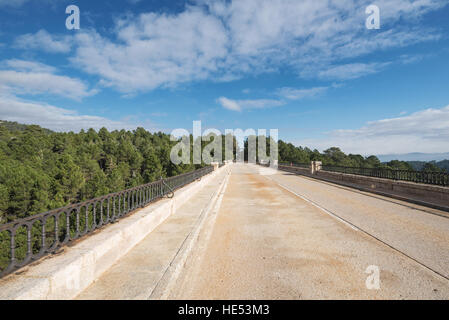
[
  {"x1": 66, "y1": 212, "x2": 70, "y2": 242},
  {"x1": 85, "y1": 205, "x2": 88, "y2": 232},
  {"x1": 26, "y1": 225, "x2": 31, "y2": 258},
  {"x1": 0, "y1": 167, "x2": 214, "y2": 277},
  {"x1": 10, "y1": 231, "x2": 16, "y2": 267},
  {"x1": 54, "y1": 215, "x2": 59, "y2": 247},
  {"x1": 41, "y1": 221, "x2": 46, "y2": 252},
  {"x1": 76, "y1": 208, "x2": 80, "y2": 236}
]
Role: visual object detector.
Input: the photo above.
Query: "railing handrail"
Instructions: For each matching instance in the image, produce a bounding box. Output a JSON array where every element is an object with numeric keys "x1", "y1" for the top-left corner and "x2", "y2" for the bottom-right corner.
[
  {"x1": 275, "y1": 162, "x2": 448, "y2": 187},
  {"x1": 0, "y1": 166, "x2": 214, "y2": 277},
  {"x1": 0, "y1": 167, "x2": 211, "y2": 229},
  {"x1": 320, "y1": 165, "x2": 449, "y2": 187},
  {"x1": 279, "y1": 161, "x2": 310, "y2": 167},
  {"x1": 321, "y1": 164, "x2": 448, "y2": 176}
]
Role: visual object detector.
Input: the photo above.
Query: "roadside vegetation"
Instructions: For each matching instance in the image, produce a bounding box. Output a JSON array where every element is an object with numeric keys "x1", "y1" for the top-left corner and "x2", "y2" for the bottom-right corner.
[
  {"x1": 0, "y1": 121, "x2": 446, "y2": 224},
  {"x1": 278, "y1": 141, "x2": 447, "y2": 173}
]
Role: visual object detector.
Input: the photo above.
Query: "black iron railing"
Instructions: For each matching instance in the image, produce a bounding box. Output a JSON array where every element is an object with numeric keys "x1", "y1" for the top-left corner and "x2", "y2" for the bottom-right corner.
[
  {"x1": 321, "y1": 165, "x2": 449, "y2": 187},
  {"x1": 0, "y1": 166, "x2": 213, "y2": 278},
  {"x1": 279, "y1": 162, "x2": 310, "y2": 169}
]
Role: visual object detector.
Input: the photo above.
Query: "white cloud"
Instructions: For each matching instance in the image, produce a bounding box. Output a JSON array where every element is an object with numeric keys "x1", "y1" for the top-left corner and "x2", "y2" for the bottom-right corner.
[
  {"x1": 239, "y1": 99, "x2": 285, "y2": 109},
  {"x1": 316, "y1": 62, "x2": 391, "y2": 80},
  {"x1": 299, "y1": 105, "x2": 449, "y2": 155},
  {"x1": 0, "y1": 59, "x2": 96, "y2": 100},
  {"x1": 0, "y1": 0, "x2": 30, "y2": 7},
  {"x1": 71, "y1": 8, "x2": 229, "y2": 92},
  {"x1": 219, "y1": 85, "x2": 329, "y2": 111},
  {"x1": 2, "y1": 59, "x2": 56, "y2": 73},
  {"x1": 277, "y1": 86, "x2": 329, "y2": 100},
  {"x1": 217, "y1": 97, "x2": 241, "y2": 111},
  {"x1": 12, "y1": 0, "x2": 447, "y2": 92},
  {"x1": 217, "y1": 97, "x2": 284, "y2": 112},
  {"x1": 0, "y1": 95, "x2": 143, "y2": 132},
  {"x1": 0, "y1": 0, "x2": 62, "y2": 8},
  {"x1": 14, "y1": 30, "x2": 73, "y2": 53},
  {"x1": 66, "y1": 0, "x2": 445, "y2": 92}
]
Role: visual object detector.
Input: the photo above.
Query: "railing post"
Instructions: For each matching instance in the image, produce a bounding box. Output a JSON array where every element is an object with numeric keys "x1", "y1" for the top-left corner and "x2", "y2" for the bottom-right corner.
[
  {"x1": 311, "y1": 161, "x2": 322, "y2": 175},
  {"x1": 211, "y1": 162, "x2": 219, "y2": 171}
]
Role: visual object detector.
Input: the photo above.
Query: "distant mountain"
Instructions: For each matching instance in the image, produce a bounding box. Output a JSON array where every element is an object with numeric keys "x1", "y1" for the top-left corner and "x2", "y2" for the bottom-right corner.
[{"x1": 377, "y1": 152, "x2": 449, "y2": 162}]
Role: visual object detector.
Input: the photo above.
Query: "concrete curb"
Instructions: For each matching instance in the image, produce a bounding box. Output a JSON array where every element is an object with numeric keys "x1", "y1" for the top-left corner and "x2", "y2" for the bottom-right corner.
[
  {"x1": 149, "y1": 167, "x2": 231, "y2": 300},
  {"x1": 0, "y1": 166, "x2": 228, "y2": 300}
]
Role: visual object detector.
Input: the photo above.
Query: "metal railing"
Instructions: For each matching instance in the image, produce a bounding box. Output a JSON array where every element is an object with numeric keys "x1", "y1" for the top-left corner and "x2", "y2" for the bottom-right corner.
[
  {"x1": 0, "y1": 166, "x2": 213, "y2": 278},
  {"x1": 321, "y1": 165, "x2": 449, "y2": 187},
  {"x1": 279, "y1": 161, "x2": 310, "y2": 169}
]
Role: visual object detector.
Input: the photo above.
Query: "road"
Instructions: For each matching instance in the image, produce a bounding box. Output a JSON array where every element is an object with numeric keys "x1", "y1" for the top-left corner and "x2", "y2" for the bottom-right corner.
[{"x1": 168, "y1": 164, "x2": 449, "y2": 299}]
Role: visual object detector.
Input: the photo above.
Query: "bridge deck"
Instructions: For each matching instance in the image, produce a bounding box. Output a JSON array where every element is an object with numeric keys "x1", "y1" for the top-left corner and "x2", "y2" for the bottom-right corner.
[
  {"x1": 169, "y1": 164, "x2": 449, "y2": 299},
  {"x1": 78, "y1": 164, "x2": 449, "y2": 299},
  {"x1": 76, "y1": 168, "x2": 229, "y2": 299}
]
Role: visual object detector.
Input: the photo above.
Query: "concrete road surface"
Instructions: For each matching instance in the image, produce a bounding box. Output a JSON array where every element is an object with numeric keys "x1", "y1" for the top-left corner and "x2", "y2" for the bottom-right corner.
[{"x1": 168, "y1": 164, "x2": 449, "y2": 299}]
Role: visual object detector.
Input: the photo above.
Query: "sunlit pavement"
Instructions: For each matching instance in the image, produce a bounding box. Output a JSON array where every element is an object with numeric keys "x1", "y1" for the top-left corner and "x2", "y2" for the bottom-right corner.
[{"x1": 168, "y1": 164, "x2": 449, "y2": 300}]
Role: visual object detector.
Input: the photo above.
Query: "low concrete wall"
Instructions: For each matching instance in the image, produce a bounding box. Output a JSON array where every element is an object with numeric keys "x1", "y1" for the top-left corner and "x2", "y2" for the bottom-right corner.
[
  {"x1": 279, "y1": 165, "x2": 311, "y2": 177},
  {"x1": 279, "y1": 164, "x2": 448, "y2": 211},
  {"x1": 315, "y1": 170, "x2": 449, "y2": 211},
  {"x1": 0, "y1": 164, "x2": 229, "y2": 300}
]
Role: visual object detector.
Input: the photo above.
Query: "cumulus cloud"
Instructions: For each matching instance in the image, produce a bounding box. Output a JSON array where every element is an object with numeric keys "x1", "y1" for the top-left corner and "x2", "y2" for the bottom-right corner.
[
  {"x1": 0, "y1": 0, "x2": 62, "y2": 8},
  {"x1": 43, "y1": 1, "x2": 449, "y2": 91},
  {"x1": 14, "y1": 30, "x2": 73, "y2": 53},
  {"x1": 0, "y1": 0, "x2": 30, "y2": 7},
  {"x1": 219, "y1": 85, "x2": 330, "y2": 111},
  {"x1": 0, "y1": 96, "x2": 142, "y2": 132},
  {"x1": 277, "y1": 86, "x2": 329, "y2": 100},
  {"x1": 316, "y1": 62, "x2": 391, "y2": 80},
  {"x1": 13, "y1": 0, "x2": 447, "y2": 92},
  {"x1": 1, "y1": 59, "x2": 56, "y2": 73},
  {"x1": 0, "y1": 59, "x2": 96, "y2": 100},
  {"x1": 299, "y1": 105, "x2": 449, "y2": 155},
  {"x1": 217, "y1": 97, "x2": 285, "y2": 112},
  {"x1": 217, "y1": 97, "x2": 241, "y2": 111},
  {"x1": 71, "y1": 8, "x2": 229, "y2": 92}
]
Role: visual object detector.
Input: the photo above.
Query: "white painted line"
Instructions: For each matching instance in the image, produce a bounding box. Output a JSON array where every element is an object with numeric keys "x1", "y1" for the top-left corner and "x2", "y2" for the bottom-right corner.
[{"x1": 266, "y1": 176, "x2": 360, "y2": 232}]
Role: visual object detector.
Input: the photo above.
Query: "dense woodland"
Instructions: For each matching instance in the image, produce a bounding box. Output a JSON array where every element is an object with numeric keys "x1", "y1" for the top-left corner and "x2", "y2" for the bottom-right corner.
[
  {"x1": 0, "y1": 120, "x2": 447, "y2": 224},
  {"x1": 408, "y1": 160, "x2": 449, "y2": 172},
  {"x1": 0, "y1": 121, "x2": 204, "y2": 224},
  {"x1": 277, "y1": 141, "x2": 447, "y2": 172}
]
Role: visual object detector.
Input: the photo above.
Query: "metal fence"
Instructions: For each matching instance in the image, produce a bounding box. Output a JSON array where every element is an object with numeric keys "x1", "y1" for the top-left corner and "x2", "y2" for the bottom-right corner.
[
  {"x1": 0, "y1": 166, "x2": 213, "y2": 278},
  {"x1": 321, "y1": 165, "x2": 449, "y2": 187},
  {"x1": 279, "y1": 161, "x2": 310, "y2": 169}
]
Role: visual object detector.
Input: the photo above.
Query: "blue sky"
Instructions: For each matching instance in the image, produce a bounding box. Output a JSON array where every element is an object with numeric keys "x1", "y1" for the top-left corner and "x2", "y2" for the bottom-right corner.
[{"x1": 0, "y1": 0, "x2": 449, "y2": 155}]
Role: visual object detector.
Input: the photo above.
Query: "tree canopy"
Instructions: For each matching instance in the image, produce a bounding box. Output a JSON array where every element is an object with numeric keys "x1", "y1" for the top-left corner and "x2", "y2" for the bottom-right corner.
[
  {"x1": 0, "y1": 121, "x2": 201, "y2": 223},
  {"x1": 0, "y1": 121, "x2": 446, "y2": 224}
]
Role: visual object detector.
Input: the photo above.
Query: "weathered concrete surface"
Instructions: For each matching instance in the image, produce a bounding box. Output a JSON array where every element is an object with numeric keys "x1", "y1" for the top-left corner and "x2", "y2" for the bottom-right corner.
[
  {"x1": 278, "y1": 164, "x2": 449, "y2": 212},
  {"x1": 266, "y1": 167, "x2": 449, "y2": 279},
  {"x1": 0, "y1": 166, "x2": 227, "y2": 300},
  {"x1": 168, "y1": 164, "x2": 449, "y2": 300},
  {"x1": 76, "y1": 167, "x2": 230, "y2": 300}
]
